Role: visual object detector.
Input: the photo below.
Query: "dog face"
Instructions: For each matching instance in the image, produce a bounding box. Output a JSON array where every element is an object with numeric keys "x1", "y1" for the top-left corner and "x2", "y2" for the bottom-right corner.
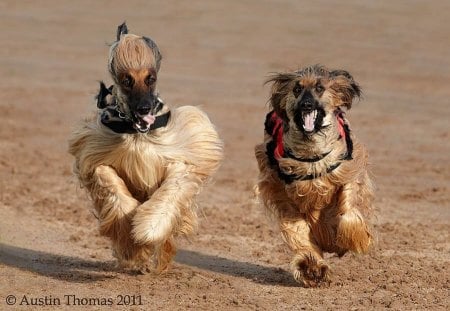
[
  {"x1": 108, "y1": 23, "x2": 163, "y2": 132},
  {"x1": 266, "y1": 65, "x2": 361, "y2": 135}
]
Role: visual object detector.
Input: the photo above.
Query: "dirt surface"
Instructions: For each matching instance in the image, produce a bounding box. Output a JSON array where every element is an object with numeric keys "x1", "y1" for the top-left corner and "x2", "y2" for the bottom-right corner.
[{"x1": 1, "y1": 1, "x2": 449, "y2": 310}]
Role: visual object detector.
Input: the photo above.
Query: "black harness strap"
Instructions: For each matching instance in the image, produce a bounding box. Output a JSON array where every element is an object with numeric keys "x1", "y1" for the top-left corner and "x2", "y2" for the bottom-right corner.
[
  {"x1": 278, "y1": 162, "x2": 342, "y2": 184},
  {"x1": 149, "y1": 111, "x2": 171, "y2": 130},
  {"x1": 96, "y1": 83, "x2": 170, "y2": 134},
  {"x1": 284, "y1": 149, "x2": 332, "y2": 162},
  {"x1": 101, "y1": 109, "x2": 171, "y2": 134},
  {"x1": 341, "y1": 122, "x2": 353, "y2": 160},
  {"x1": 101, "y1": 118, "x2": 136, "y2": 134}
]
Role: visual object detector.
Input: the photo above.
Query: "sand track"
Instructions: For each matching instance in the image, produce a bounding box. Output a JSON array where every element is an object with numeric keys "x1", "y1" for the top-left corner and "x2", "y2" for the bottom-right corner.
[{"x1": 1, "y1": 1, "x2": 449, "y2": 310}]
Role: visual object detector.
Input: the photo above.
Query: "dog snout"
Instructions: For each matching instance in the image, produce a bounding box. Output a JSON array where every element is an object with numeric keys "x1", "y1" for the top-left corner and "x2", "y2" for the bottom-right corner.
[
  {"x1": 298, "y1": 98, "x2": 318, "y2": 113},
  {"x1": 132, "y1": 93, "x2": 157, "y2": 115},
  {"x1": 301, "y1": 100, "x2": 315, "y2": 111},
  {"x1": 136, "y1": 106, "x2": 152, "y2": 116},
  {"x1": 297, "y1": 90, "x2": 317, "y2": 111}
]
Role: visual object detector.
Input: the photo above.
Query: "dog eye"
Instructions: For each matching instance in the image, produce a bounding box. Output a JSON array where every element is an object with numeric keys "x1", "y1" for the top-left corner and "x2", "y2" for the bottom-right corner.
[
  {"x1": 122, "y1": 75, "x2": 134, "y2": 88},
  {"x1": 315, "y1": 84, "x2": 324, "y2": 93},
  {"x1": 293, "y1": 84, "x2": 303, "y2": 96},
  {"x1": 145, "y1": 75, "x2": 156, "y2": 86}
]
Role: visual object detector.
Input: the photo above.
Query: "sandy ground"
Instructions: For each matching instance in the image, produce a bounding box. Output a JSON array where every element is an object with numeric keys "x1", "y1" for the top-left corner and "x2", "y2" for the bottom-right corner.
[{"x1": 0, "y1": 0, "x2": 449, "y2": 310}]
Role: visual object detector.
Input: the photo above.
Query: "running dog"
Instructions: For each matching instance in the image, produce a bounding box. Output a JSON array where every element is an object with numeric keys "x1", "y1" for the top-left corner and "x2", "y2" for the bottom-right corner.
[
  {"x1": 254, "y1": 65, "x2": 374, "y2": 287},
  {"x1": 69, "y1": 23, "x2": 223, "y2": 272}
]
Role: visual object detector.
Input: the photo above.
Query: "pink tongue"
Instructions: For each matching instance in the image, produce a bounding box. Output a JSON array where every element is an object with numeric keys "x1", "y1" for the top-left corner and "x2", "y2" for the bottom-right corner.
[
  {"x1": 303, "y1": 112, "x2": 315, "y2": 131},
  {"x1": 142, "y1": 114, "x2": 156, "y2": 126}
]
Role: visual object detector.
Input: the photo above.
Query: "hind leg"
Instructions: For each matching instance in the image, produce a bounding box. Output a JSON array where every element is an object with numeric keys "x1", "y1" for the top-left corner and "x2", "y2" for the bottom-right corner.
[{"x1": 91, "y1": 165, "x2": 153, "y2": 269}]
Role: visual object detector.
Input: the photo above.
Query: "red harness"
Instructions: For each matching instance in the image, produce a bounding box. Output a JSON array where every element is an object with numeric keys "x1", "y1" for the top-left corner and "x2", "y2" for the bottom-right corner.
[{"x1": 269, "y1": 112, "x2": 285, "y2": 159}]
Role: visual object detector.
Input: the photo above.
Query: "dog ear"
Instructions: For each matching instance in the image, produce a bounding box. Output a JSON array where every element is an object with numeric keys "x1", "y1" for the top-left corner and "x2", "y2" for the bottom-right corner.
[
  {"x1": 265, "y1": 73, "x2": 297, "y2": 121},
  {"x1": 116, "y1": 22, "x2": 128, "y2": 41},
  {"x1": 143, "y1": 36, "x2": 163, "y2": 72},
  {"x1": 330, "y1": 69, "x2": 361, "y2": 109},
  {"x1": 96, "y1": 81, "x2": 112, "y2": 109}
]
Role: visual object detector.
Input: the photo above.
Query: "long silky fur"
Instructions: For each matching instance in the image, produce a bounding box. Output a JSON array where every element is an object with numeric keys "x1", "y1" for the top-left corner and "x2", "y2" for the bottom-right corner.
[
  {"x1": 255, "y1": 65, "x2": 373, "y2": 287},
  {"x1": 69, "y1": 105, "x2": 223, "y2": 271},
  {"x1": 69, "y1": 25, "x2": 223, "y2": 272}
]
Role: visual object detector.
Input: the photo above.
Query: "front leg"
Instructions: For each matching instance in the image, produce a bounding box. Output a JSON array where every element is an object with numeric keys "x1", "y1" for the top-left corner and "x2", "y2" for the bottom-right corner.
[
  {"x1": 281, "y1": 218, "x2": 331, "y2": 287},
  {"x1": 335, "y1": 174, "x2": 373, "y2": 254},
  {"x1": 91, "y1": 165, "x2": 152, "y2": 269},
  {"x1": 131, "y1": 162, "x2": 201, "y2": 270},
  {"x1": 255, "y1": 144, "x2": 329, "y2": 287},
  {"x1": 92, "y1": 165, "x2": 139, "y2": 235}
]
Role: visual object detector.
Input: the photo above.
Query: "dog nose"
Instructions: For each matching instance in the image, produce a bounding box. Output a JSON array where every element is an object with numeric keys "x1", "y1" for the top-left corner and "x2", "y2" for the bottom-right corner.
[
  {"x1": 302, "y1": 101, "x2": 314, "y2": 110},
  {"x1": 136, "y1": 106, "x2": 151, "y2": 116}
]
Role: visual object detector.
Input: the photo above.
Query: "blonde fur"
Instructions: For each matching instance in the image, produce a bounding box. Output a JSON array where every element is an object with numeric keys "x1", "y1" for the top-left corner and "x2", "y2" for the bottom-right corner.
[
  {"x1": 255, "y1": 65, "x2": 374, "y2": 287},
  {"x1": 69, "y1": 106, "x2": 223, "y2": 271},
  {"x1": 69, "y1": 25, "x2": 222, "y2": 272}
]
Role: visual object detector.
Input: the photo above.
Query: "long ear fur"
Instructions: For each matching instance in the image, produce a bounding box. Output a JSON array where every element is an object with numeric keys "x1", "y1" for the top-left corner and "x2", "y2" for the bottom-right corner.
[
  {"x1": 116, "y1": 22, "x2": 128, "y2": 41},
  {"x1": 96, "y1": 81, "x2": 112, "y2": 109},
  {"x1": 143, "y1": 36, "x2": 162, "y2": 72},
  {"x1": 265, "y1": 73, "x2": 297, "y2": 121},
  {"x1": 330, "y1": 70, "x2": 361, "y2": 109}
]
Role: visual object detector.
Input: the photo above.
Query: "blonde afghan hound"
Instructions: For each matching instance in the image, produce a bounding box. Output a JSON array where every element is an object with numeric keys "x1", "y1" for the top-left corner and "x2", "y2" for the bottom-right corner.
[
  {"x1": 69, "y1": 23, "x2": 223, "y2": 272},
  {"x1": 255, "y1": 65, "x2": 374, "y2": 287}
]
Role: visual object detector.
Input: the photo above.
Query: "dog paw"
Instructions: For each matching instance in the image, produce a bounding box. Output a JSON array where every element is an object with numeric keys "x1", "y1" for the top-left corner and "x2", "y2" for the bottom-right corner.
[
  {"x1": 291, "y1": 254, "x2": 330, "y2": 288},
  {"x1": 119, "y1": 260, "x2": 154, "y2": 275},
  {"x1": 131, "y1": 209, "x2": 174, "y2": 245}
]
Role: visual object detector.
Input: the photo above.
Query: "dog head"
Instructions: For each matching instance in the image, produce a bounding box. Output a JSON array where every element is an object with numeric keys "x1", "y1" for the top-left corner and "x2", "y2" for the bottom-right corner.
[
  {"x1": 108, "y1": 22, "x2": 163, "y2": 132},
  {"x1": 266, "y1": 65, "x2": 361, "y2": 136}
]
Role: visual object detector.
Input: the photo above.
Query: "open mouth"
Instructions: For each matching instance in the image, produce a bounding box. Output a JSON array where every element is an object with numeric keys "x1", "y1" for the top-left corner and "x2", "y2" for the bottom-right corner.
[
  {"x1": 133, "y1": 111, "x2": 156, "y2": 133},
  {"x1": 302, "y1": 110, "x2": 317, "y2": 133},
  {"x1": 129, "y1": 96, "x2": 163, "y2": 133}
]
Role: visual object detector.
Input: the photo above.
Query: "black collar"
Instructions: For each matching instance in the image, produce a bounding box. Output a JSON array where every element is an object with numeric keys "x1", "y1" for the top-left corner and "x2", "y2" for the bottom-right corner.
[
  {"x1": 284, "y1": 149, "x2": 332, "y2": 162},
  {"x1": 96, "y1": 82, "x2": 170, "y2": 134},
  {"x1": 277, "y1": 162, "x2": 342, "y2": 184},
  {"x1": 101, "y1": 108, "x2": 171, "y2": 134}
]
